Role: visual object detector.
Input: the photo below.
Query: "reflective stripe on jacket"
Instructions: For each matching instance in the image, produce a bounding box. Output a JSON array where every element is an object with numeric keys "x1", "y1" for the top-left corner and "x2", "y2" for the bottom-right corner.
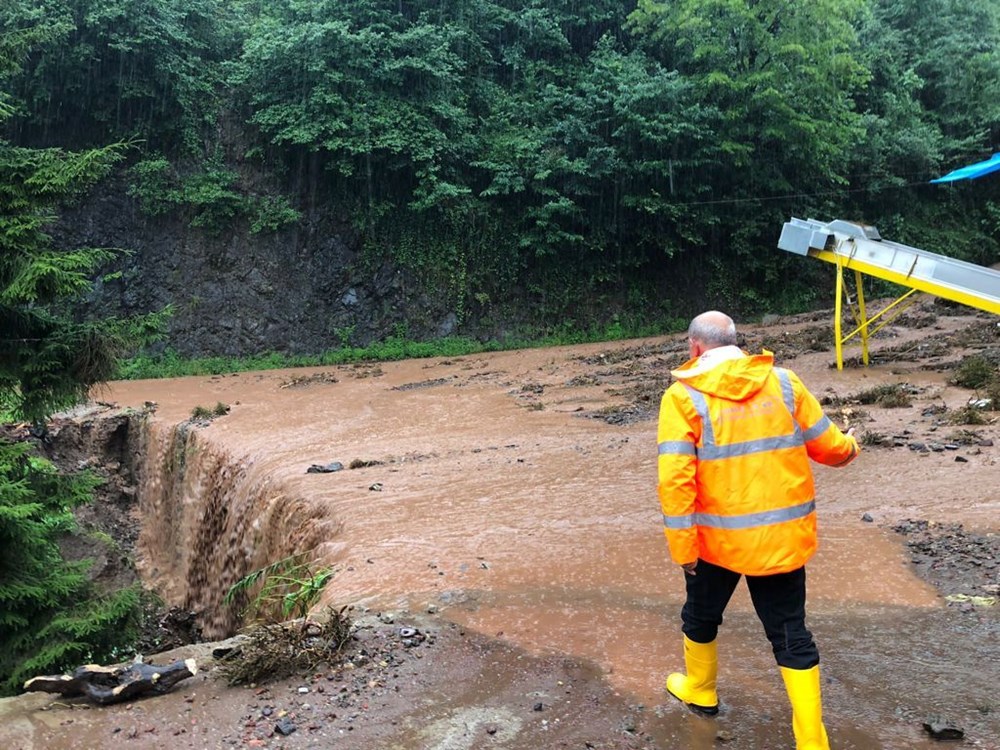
[{"x1": 656, "y1": 350, "x2": 858, "y2": 576}]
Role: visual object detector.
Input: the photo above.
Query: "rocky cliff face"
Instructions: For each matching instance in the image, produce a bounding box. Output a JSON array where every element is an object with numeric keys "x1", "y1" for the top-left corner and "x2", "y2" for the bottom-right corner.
[{"x1": 55, "y1": 177, "x2": 457, "y2": 357}]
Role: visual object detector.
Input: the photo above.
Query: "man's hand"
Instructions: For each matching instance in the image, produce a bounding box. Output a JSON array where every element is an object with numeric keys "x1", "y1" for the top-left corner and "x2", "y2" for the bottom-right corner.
[{"x1": 681, "y1": 562, "x2": 697, "y2": 576}]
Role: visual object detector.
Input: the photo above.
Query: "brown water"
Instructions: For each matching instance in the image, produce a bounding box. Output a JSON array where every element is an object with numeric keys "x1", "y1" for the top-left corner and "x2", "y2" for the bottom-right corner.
[
  {"x1": 6, "y1": 312, "x2": 999, "y2": 749},
  {"x1": 96, "y1": 324, "x2": 1000, "y2": 748}
]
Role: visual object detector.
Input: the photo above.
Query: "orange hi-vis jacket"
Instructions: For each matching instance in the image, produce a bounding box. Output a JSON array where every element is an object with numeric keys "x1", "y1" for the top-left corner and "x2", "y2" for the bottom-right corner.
[{"x1": 657, "y1": 348, "x2": 859, "y2": 576}]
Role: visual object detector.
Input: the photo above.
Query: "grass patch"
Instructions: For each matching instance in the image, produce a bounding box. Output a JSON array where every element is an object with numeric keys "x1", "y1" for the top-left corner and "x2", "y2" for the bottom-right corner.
[
  {"x1": 190, "y1": 402, "x2": 230, "y2": 420},
  {"x1": 859, "y1": 430, "x2": 892, "y2": 447},
  {"x1": 984, "y1": 380, "x2": 1000, "y2": 410},
  {"x1": 116, "y1": 319, "x2": 688, "y2": 381},
  {"x1": 348, "y1": 458, "x2": 385, "y2": 469},
  {"x1": 951, "y1": 356, "x2": 998, "y2": 390},
  {"x1": 854, "y1": 383, "x2": 912, "y2": 408},
  {"x1": 949, "y1": 406, "x2": 991, "y2": 425}
]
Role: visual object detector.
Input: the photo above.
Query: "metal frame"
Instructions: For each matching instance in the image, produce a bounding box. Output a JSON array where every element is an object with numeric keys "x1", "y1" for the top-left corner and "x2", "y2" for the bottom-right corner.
[
  {"x1": 778, "y1": 217, "x2": 1000, "y2": 370},
  {"x1": 832, "y1": 259, "x2": 920, "y2": 369}
]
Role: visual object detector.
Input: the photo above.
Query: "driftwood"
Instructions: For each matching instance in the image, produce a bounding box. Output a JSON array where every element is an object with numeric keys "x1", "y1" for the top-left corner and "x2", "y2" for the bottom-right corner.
[{"x1": 23, "y1": 658, "x2": 197, "y2": 705}]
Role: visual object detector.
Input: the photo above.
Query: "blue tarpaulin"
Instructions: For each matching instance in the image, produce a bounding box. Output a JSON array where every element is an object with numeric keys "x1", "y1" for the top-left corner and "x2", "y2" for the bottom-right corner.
[{"x1": 930, "y1": 153, "x2": 1000, "y2": 183}]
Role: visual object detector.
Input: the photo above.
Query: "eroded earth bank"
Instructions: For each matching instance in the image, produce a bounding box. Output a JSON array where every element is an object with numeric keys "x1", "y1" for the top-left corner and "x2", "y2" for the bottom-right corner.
[{"x1": 1, "y1": 299, "x2": 998, "y2": 750}]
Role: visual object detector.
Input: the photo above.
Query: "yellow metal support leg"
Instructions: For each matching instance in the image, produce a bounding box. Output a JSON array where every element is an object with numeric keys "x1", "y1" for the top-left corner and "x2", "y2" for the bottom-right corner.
[
  {"x1": 782, "y1": 219, "x2": 1000, "y2": 369},
  {"x1": 834, "y1": 261, "x2": 844, "y2": 370},
  {"x1": 855, "y1": 269, "x2": 869, "y2": 366},
  {"x1": 841, "y1": 288, "x2": 920, "y2": 350}
]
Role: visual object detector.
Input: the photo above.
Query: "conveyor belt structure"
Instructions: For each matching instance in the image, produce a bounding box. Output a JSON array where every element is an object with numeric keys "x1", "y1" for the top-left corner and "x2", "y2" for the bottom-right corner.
[{"x1": 777, "y1": 218, "x2": 1000, "y2": 369}]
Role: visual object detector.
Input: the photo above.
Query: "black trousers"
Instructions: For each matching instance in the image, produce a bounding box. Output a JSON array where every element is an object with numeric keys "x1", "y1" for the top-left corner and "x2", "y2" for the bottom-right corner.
[{"x1": 681, "y1": 559, "x2": 820, "y2": 670}]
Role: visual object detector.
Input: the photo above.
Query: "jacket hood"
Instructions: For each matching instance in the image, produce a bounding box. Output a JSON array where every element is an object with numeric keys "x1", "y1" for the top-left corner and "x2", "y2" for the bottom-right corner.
[{"x1": 670, "y1": 348, "x2": 775, "y2": 401}]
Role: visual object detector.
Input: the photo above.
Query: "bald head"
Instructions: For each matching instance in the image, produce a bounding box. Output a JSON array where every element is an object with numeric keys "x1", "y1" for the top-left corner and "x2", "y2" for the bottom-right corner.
[{"x1": 687, "y1": 311, "x2": 738, "y2": 351}]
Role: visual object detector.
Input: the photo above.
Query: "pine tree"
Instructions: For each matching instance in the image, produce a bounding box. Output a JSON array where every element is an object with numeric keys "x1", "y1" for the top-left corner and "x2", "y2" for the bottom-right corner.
[
  {"x1": 0, "y1": 442, "x2": 142, "y2": 693},
  {"x1": 0, "y1": 15, "x2": 161, "y2": 695}
]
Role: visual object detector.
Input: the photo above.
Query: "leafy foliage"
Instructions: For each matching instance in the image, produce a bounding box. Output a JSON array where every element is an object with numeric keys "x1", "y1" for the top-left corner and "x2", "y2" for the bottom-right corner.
[
  {"x1": 0, "y1": 18, "x2": 164, "y2": 696},
  {"x1": 0, "y1": 136, "x2": 170, "y2": 421},
  {"x1": 0, "y1": 443, "x2": 142, "y2": 694},
  {"x1": 3, "y1": 0, "x2": 999, "y2": 323},
  {"x1": 5, "y1": 0, "x2": 238, "y2": 153},
  {"x1": 223, "y1": 554, "x2": 334, "y2": 624},
  {"x1": 128, "y1": 156, "x2": 300, "y2": 233}
]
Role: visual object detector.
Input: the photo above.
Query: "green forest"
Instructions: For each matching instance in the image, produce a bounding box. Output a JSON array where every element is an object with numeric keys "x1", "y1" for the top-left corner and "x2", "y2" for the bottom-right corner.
[
  {"x1": 1, "y1": 0, "x2": 999, "y2": 693},
  {"x1": 4, "y1": 0, "x2": 1000, "y2": 331}
]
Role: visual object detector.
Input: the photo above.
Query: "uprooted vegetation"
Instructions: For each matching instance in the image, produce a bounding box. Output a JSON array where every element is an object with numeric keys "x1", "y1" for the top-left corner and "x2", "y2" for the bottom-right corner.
[
  {"x1": 858, "y1": 429, "x2": 893, "y2": 447},
  {"x1": 217, "y1": 554, "x2": 351, "y2": 685},
  {"x1": 279, "y1": 371, "x2": 340, "y2": 388},
  {"x1": 948, "y1": 406, "x2": 996, "y2": 426},
  {"x1": 949, "y1": 355, "x2": 1000, "y2": 410},
  {"x1": 823, "y1": 383, "x2": 916, "y2": 409},
  {"x1": 217, "y1": 607, "x2": 353, "y2": 686},
  {"x1": 821, "y1": 370, "x2": 999, "y2": 431},
  {"x1": 190, "y1": 402, "x2": 231, "y2": 421},
  {"x1": 223, "y1": 554, "x2": 334, "y2": 625},
  {"x1": 951, "y1": 355, "x2": 998, "y2": 390},
  {"x1": 751, "y1": 324, "x2": 835, "y2": 358},
  {"x1": 833, "y1": 314, "x2": 998, "y2": 370},
  {"x1": 855, "y1": 383, "x2": 915, "y2": 408},
  {"x1": 571, "y1": 343, "x2": 686, "y2": 425}
]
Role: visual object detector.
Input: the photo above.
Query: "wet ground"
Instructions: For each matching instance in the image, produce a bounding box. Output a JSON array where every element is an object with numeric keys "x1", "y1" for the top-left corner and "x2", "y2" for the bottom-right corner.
[{"x1": 1, "y1": 298, "x2": 998, "y2": 749}]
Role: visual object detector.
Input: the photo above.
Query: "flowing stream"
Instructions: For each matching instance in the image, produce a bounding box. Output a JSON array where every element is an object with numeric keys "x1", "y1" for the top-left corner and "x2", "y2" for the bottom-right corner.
[{"x1": 87, "y1": 333, "x2": 1000, "y2": 749}]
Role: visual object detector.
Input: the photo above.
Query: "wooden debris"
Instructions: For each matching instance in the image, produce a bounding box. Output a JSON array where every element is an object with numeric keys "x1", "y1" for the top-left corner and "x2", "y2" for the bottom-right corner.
[{"x1": 24, "y1": 659, "x2": 197, "y2": 705}]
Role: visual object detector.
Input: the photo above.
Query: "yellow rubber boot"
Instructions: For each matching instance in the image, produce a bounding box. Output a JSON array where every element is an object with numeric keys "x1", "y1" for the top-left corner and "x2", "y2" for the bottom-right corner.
[
  {"x1": 780, "y1": 665, "x2": 830, "y2": 750},
  {"x1": 666, "y1": 636, "x2": 719, "y2": 715}
]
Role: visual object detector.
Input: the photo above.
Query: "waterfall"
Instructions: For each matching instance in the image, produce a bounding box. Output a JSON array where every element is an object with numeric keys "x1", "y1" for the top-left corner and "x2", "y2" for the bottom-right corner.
[{"x1": 134, "y1": 417, "x2": 340, "y2": 638}]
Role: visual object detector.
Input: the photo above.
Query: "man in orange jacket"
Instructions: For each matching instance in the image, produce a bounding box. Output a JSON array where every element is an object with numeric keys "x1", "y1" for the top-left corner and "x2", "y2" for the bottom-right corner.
[{"x1": 657, "y1": 311, "x2": 859, "y2": 750}]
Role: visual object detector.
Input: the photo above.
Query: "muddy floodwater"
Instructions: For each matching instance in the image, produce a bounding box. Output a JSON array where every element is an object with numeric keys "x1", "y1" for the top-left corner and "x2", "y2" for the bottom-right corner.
[{"x1": 1, "y1": 301, "x2": 998, "y2": 750}]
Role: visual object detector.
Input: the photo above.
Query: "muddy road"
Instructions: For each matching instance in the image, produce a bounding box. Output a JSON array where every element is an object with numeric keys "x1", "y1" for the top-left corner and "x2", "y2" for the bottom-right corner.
[{"x1": 1, "y1": 299, "x2": 998, "y2": 749}]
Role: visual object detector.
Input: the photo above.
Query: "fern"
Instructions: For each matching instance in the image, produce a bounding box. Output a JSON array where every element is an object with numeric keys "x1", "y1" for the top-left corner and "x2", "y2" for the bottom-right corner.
[{"x1": 224, "y1": 554, "x2": 334, "y2": 624}]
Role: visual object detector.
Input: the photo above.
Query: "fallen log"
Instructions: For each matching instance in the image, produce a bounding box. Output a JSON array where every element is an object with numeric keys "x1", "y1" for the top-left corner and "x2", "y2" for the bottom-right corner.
[{"x1": 23, "y1": 658, "x2": 197, "y2": 705}]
